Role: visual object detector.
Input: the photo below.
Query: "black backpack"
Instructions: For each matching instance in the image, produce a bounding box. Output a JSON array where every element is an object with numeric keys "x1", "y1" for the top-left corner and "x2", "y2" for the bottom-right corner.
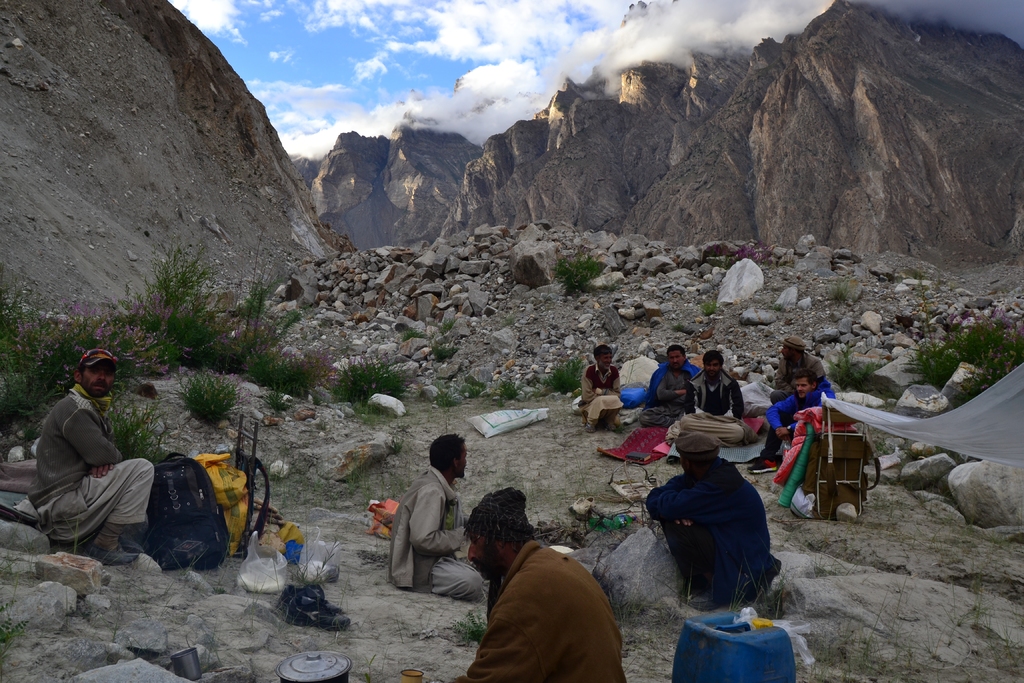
[{"x1": 145, "y1": 453, "x2": 229, "y2": 571}]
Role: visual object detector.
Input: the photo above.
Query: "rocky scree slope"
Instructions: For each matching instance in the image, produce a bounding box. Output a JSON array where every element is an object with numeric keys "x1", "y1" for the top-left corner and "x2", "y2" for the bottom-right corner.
[
  {"x1": 299, "y1": 1, "x2": 1024, "y2": 262},
  {"x1": 0, "y1": 0, "x2": 348, "y2": 305},
  {"x1": 278, "y1": 220, "x2": 1024, "y2": 398}
]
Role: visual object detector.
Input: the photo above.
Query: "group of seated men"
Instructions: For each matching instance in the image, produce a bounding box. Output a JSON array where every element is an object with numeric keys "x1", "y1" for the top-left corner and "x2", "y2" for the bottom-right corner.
[{"x1": 578, "y1": 336, "x2": 833, "y2": 472}]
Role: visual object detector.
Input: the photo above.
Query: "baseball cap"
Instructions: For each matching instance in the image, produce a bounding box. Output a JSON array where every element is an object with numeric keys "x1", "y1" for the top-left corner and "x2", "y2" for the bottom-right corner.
[{"x1": 79, "y1": 348, "x2": 118, "y2": 370}]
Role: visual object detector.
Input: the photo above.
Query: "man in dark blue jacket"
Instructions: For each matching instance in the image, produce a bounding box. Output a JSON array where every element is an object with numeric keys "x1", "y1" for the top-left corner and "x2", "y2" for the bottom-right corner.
[
  {"x1": 646, "y1": 433, "x2": 779, "y2": 610},
  {"x1": 749, "y1": 368, "x2": 835, "y2": 474}
]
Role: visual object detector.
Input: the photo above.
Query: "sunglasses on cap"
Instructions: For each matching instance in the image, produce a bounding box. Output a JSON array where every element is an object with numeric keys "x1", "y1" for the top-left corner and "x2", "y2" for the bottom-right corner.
[{"x1": 79, "y1": 348, "x2": 118, "y2": 368}]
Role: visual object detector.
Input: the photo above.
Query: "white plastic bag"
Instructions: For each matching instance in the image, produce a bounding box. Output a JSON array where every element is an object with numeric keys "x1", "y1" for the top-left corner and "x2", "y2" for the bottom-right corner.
[
  {"x1": 734, "y1": 606, "x2": 815, "y2": 666},
  {"x1": 237, "y1": 532, "x2": 287, "y2": 593},
  {"x1": 467, "y1": 408, "x2": 549, "y2": 438},
  {"x1": 741, "y1": 382, "x2": 773, "y2": 417},
  {"x1": 298, "y1": 527, "x2": 342, "y2": 583}
]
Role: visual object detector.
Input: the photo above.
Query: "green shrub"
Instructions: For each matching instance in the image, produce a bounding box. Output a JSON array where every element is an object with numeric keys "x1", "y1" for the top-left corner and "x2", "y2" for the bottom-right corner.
[
  {"x1": 265, "y1": 390, "x2": 288, "y2": 412},
  {"x1": 179, "y1": 371, "x2": 238, "y2": 422},
  {"x1": 914, "y1": 314, "x2": 1024, "y2": 399},
  {"x1": 431, "y1": 342, "x2": 458, "y2": 361},
  {"x1": 109, "y1": 401, "x2": 165, "y2": 463},
  {"x1": 0, "y1": 361, "x2": 40, "y2": 426},
  {"x1": 333, "y1": 357, "x2": 407, "y2": 404},
  {"x1": 452, "y1": 611, "x2": 487, "y2": 644},
  {"x1": 827, "y1": 349, "x2": 882, "y2": 393},
  {"x1": 495, "y1": 380, "x2": 520, "y2": 401},
  {"x1": 544, "y1": 357, "x2": 586, "y2": 394},
  {"x1": 439, "y1": 319, "x2": 456, "y2": 334},
  {"x1": 401, "y1": 329, "x2": 426, "y2": 341},
  {"x1": 0, "y1": 264, "x2": 27, "y2": 347},
  {"x1": 247, "y1": 350, "x2": 333, "y2": 396},
  {"x1": 461, "y1": 377, "x2": 487, "y2": 398},
  {"x1": 700, "y1": 300, "x2": 718, "y2": 316},
  {"x1": 555, "y1": 255, "x2": 603, "y2": 295}
]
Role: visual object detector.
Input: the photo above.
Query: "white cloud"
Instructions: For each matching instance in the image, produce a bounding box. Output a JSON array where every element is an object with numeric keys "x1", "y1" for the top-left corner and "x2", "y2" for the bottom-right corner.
[
  {"x1": 269, "y1": 48, "x2": 296, "y2": 63},
  {"x1": 260, "y1": 9, "x2": 284, "y2": 21},
  {"x1": 354, "y1": 54, "x2": 389, "y2": 81},
  {"x1": 170, "y1": 0, "x2": 245, "y2": 41}
]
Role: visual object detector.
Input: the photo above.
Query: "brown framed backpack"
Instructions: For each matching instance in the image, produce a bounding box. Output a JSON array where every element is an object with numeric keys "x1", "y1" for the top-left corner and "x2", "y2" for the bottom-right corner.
[{"x1": 802, "y1": 405, "x2": 880, "y2": 519}]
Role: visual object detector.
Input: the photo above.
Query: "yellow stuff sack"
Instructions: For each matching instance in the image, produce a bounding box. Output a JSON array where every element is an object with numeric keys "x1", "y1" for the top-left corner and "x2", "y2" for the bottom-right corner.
[{"x1": 194, "y1": 453, "x2": 248, "y2": 555}]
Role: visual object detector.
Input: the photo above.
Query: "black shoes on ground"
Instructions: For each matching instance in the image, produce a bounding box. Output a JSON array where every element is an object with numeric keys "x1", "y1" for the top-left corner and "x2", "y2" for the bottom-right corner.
[
  {"x1": 278, "y1": 584, "x2": 351, "y2": 631},
  {"x1": 83, "y1": 541, "x2": 139, "y2": 566}
]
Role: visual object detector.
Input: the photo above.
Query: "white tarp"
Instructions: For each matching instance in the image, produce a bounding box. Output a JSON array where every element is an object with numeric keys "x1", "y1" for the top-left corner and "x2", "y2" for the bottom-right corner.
[{"x1": 822, "y1": 363, "x2": 1024, "y2": 469}]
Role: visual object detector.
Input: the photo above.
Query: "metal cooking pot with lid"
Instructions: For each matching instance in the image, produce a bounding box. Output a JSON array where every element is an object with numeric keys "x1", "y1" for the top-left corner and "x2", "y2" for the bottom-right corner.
[{"x1": 276, "y1": 651, "x2": 352, "y2": 683}]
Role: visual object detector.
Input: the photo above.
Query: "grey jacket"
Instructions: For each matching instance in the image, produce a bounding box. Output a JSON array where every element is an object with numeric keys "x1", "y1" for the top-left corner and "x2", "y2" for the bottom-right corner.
[{"x1": 387, "y1": 468, "x2": 466, "y2": 591}]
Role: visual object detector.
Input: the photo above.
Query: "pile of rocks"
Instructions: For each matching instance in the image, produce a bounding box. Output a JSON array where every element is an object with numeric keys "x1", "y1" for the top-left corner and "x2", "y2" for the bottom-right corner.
[{"x1": 276, "y1": 221, "x2": 1024, "y2": 396}]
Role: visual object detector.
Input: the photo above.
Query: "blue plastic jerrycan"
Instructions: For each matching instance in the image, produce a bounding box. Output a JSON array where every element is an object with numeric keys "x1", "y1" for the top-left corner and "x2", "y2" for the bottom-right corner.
[{"x1": 672, "y1": 611, "x2": 796, "y2": 683}]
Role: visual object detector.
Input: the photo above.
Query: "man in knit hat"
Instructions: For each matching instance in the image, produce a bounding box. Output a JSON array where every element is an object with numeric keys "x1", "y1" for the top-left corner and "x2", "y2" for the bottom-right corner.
[
  {"x1": 24, "y1": 349, "x2": 154, "y2": 565},
  {"x1": 456, "y1": 488, "x2": 626, "y2": 683},
  {"x1": 646, "y1": 433, "x2": 780, "y2": 610},
  {"x1": 773, "y1": 335, "x2": 827, "y2": 403}
]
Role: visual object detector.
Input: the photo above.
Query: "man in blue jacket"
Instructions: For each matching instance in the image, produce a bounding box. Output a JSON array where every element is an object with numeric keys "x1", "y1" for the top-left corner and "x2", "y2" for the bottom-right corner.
[
  {"x1": 646, "y1": 433, "x2": 780, "y2": 610},
  {"x1": 749, "y1": 368, "x2": 835, "y2": 474},
  {"x1": 639, "y1": 345, "x2": 700, "y2": 427}
]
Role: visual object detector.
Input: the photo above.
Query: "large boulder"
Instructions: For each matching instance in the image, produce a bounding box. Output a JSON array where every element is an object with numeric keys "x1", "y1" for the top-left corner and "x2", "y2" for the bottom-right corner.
[
  {"x1": 775, "y1": 286, "x2": 798, "y2": 310},
  {"x1": 317, "y1": 434, "x2": 391, "y2": 481},
  {"x1": 717, "y1": 259, "x2": 764, "y2": 304},
  {"x1": 870, "y1": 352, "x2": 923, "y2": 394},
  {"x1": 509, "y1": 241, "x2": 557, "y2": 288},
  {"x1": 10, "y1": 581, "x2": 78, "y2": 631},
  {"x1": 948, "y1": 461, "x2": 1024, "y2": 528},
  {"x1": 618, "y1": 357, "x2": 660, "y2": 388},
  {"x1": 941, "y1": 362, "x2": 977, "y2": 402},
  {"x1": 739, "y1": 308, "x2": 777, "y2": 326},
  {"x1": 35, "y1": 553, "x2": 103, "y2": 596},
  {"x1": 0, "y1": 519, "x2": 49, "y2": 553},
  {"x1": 72, "y1": 658, "x2": 183, "y2": 683},
  {"x1": 593, "y1": 528, "x2": 679, "y2": 606},
  {"x1": 900, "y1": 453, "x2": 957, "y2": 490},
  {"x1": 895, "y1": 385, "x2": 949, "y2": 417},
  {"x1": 601, "y1": 305, "x2": 627, "y2": 337}
]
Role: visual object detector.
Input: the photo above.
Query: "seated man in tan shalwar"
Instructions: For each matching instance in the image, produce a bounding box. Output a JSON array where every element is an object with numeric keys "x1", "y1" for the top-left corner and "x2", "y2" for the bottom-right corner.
[
  {"x1": 665, "y1": 350, "x2": 758, "y2": 447},
  {"x1": 21, "y1": 349, "x2": 154, "y2": 565},
  {"x1": 579, "y1": 344, "x2": 623, "y2": 433}
]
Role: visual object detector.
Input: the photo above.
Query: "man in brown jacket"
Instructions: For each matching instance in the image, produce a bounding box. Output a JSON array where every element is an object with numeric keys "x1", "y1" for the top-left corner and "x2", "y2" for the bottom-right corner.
[
  {"x1": 773, "y1": 336, "x2": 827, "y2": 403},
  {"x1": 25, "y1": 349, "x2": 154, "y2": 565},
  {"x1": 387, "y1": 434, "x2": 483, "y2": 601},
  {"x1": 457, "y1": 488, "x2": 627, "y2": 683}
]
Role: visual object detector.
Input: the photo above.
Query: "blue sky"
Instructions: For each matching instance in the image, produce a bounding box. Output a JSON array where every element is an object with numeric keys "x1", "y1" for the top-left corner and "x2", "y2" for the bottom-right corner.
[{"x1": 169, "y1": 0, "x2": 1024, "y2": 160}]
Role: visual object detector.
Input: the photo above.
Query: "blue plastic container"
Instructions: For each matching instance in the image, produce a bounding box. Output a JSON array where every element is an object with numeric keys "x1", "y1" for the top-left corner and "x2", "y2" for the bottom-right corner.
[{"x1": 672, "y1": 611, "x2": 796, "y2": 683}]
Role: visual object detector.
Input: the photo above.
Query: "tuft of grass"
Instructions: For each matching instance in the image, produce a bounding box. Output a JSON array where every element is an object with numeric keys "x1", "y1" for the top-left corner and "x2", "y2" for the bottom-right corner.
[
  {"x1": 439, "y1": 319, "x2": 456, "y2": 335},
  {"x1": 400, "y1": 329, "x2": 426, "y2": 341},
  {"x1": 544, "y1": 357, "x2": 586, "y2": 394},
  {"x1": 179, "y1": 371, "x2": 238, "y2": 422},
  {"x1": 495, "y1": 380, "x2": 520, "y2": 401},
  {"x1": 265, "y1": 390, "x2": 288, "y2": 413},
  {"x1": 828, "y1": 278, "x2": 852, "y2": 303},
  {"x1": 109, "y1": 401, "x2": 165, "y2": 463},
  {"x1": 247, "y1": 350, "x2": 333, "y2": 396},
  {"x1": 431, "y1": 342, "x2": 458, "y2": 362},
  {"x1": 435, "y1": 387, "x2": 460, "y2": 408},
  {"x1": 461, "y1": 377, "x2": 487, "y2": 398},
  {"x1": 914, "y1": 313, "x2": 1024, "y2": 398},
  {"x1": 700, "y1": 300, "x2": 718, "y2": 316},
  {"x1": 827, "y1": 348, "x2": 883, "y2": 393},
  {"x1": 555, "y1": 255, "x2": 603, "y2": 295},
  {"x1": 0, "y1": 601, "x2": 26, "y2": 678},
  {"x1": 671, "y1": 322, "x2": 689, "y2": 333},
  {"x1": 452, "y1": 611, "x2": 487, "y2": 644},
  {"x1": 333, "y1": 357, "x2": 407, "y2": 404}
]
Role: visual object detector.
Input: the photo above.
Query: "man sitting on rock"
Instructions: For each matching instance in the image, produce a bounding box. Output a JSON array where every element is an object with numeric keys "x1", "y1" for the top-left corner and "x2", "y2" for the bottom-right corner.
[
  {"x1": 24, "y1": 349, "x2": 154, "y2": 565},
  {"x1": 750, "y1": 368, "x2": 835, "y2": 474},
  {"x1": 646, "y1": 434, "x2": 780, "y2": 611},
  {"x1": 639, "y1": 344, "x2": 699, "y2": 427},
  {"x1": 579, "y1": 344, "x2": 623, "y2": 433},
  {"x1": 388, "y1": 433, "x2": 483, "y2": 601},
  {"x1": 665, "y1": 350, "x2": 758, "y2": 446},
  {"x1": 456, "y1": 488, "x2": 627, "y2": 682},
  {"x1": 773, "y1": 336, "x2": 827, "y2": 403}
]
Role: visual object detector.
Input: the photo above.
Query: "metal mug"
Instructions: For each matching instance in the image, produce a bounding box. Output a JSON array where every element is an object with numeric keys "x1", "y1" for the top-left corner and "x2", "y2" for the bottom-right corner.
[
  {"x1": 171, "y1": 646, "x2": 202, "y2": 681},
  {"x1": 400, "y1": 670, "x2": 424, "y2": 683}
]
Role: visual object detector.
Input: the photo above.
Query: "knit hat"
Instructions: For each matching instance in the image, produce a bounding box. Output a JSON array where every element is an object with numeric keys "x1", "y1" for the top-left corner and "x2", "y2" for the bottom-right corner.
[
  {"x1": 674, "y1": 433, "x2": 721, "y2": 462},
  {"x1": 464, "y1": 488, "x2": 535, "y2": 543},
  {"x1": 782, "y1": 336, "x2": 806, "y2": 352}
]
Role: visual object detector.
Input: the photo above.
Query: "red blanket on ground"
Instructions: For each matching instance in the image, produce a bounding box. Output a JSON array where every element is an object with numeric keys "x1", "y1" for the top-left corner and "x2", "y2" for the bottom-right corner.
[{"x1": 597, "y1": 426, "x2": 670, "y2": 465}]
